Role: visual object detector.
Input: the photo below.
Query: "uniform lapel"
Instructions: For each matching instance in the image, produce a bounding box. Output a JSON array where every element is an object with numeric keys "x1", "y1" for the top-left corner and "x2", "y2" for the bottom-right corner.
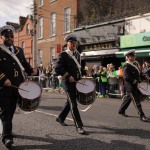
[{"x1": 14, "y1": 46, "x2": 19, "y2": 55}]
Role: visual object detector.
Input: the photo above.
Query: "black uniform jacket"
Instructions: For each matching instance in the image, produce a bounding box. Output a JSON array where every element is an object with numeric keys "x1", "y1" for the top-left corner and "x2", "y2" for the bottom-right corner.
[
  {"x1": 0, "y1": 46, "x2": 33, "y2": 96},
  {"x1": 123, "y1": 62, "x2": 143, "y2": 92},
  {"x1": 55, "y1": 51, "x2": 86, "y2": 91}
]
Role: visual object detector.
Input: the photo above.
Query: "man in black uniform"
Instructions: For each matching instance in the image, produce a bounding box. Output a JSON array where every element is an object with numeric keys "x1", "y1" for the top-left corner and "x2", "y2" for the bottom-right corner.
[
  {"x1": 118, "y1": 49, "x2": 149, "y2": 122},
  {"x1": 55, "y1": 33, "x2": 87, "y2": 135},
  {"x1": 0, "y1": 25, "x2": 36, "y2": 148}
]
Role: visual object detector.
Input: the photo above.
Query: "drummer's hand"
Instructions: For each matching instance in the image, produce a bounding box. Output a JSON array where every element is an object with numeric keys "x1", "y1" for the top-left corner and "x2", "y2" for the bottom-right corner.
[
  {"x1": 69, "y1": 76, "x2": 75, "y2": 82},
  {"x1": 32, "y1": 68, "x2": 37, "y2": 75},
  {"x1": 4, "y1": 79, "x2": 11, "y2": 87},
  {"x1": 0, "y1": 36, "x2": 4, "y2": 44}
]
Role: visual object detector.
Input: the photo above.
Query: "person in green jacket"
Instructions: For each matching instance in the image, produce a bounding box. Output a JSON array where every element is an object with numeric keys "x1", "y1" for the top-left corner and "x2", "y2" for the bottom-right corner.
[{"x1": 98, "y1": 66, "x2": 107, "y2": 98}]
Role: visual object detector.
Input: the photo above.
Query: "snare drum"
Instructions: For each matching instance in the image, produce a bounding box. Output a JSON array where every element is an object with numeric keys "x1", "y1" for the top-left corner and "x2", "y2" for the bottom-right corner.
[
  {"x1": 138, "y1": 81, "x2": 150, "y2": 101},
  {"x1": 18, "y1": 81, "x2": 42, "y2": 111},
  {"x1": 138, "y1": 81, "x2": 150, "y2": 96},
  {"x1": 76, "y1": 78, "x2": 96, "y2": 105}
]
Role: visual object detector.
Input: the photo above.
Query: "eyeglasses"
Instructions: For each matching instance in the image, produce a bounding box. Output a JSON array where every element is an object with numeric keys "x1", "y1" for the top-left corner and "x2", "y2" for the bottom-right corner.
[{"x1": 4, "y1": 35, "x2": 14, "y2": 38}]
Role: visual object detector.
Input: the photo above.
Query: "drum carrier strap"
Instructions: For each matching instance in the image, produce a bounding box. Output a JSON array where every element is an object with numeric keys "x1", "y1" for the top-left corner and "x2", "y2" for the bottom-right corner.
[
  {"x1": 65, "y1": 49, "x2": 82, "y2": 76},
  {"x1": 0, "y1": 44, "x2": 25, "y2": 79}
]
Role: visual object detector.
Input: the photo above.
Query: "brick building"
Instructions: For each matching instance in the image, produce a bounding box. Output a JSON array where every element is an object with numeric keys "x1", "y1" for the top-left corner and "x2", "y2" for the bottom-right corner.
[
  {"x1": 35, "y1": 0, "x2": 85, "y2": 67},
  {"x1": 13, "y1": 16, "x2": 33, "y2": 66}
]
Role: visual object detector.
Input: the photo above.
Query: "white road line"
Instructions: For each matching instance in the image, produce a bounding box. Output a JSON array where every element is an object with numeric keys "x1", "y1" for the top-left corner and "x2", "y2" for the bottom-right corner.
[
  {"x1": 0, "y1": 119, "x2": 2, "y2": 136},
  {"x1": 35, "y1": 110, "x2": 73, "y2": 121}
]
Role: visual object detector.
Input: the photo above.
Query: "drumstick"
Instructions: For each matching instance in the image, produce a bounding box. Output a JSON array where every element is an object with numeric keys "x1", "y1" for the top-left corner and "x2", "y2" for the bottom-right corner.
[
  {"x1": 139, "y1": 86, "x2": 148, "y2": 92},
  {"x1": 10, "y1": 85, "x2": 29, "y2": 92},
  {"x1": 74, "y1": 81, "x2": 88, "y2": 86}
]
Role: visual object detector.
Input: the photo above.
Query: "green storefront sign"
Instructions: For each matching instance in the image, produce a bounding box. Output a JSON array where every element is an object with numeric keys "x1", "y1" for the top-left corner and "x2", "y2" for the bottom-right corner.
[{"x1": 120, "y1": 32, "x2": 150, "y2": 48}]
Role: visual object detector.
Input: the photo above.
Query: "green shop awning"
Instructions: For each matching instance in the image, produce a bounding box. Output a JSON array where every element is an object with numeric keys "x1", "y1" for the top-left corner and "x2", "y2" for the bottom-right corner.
[{"x1": 115, "y1": 47, "x2": 150, "y2": 58}]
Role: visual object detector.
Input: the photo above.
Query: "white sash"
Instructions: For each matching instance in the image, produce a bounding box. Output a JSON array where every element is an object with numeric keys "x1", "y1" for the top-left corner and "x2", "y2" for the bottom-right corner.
[
  {"x1": 125, "y1": 61, "x2": 140, "y2": 75},
  {"x1": 65, "y1": 49, "x2": 82, "y2": 75},
  {"x1": 0, "y1": 44, "x2": 25, "y2": 79}
]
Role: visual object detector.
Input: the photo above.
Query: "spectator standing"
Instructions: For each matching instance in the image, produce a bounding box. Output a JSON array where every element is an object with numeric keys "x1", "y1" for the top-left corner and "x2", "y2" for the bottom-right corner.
[
  {"x1": 46, "y1": 65, "x2": 52, "y2": 88},
  {"x1": 107, "y1": 64, "x2": 118, "y2": 98},
  {"x1": 37, "y1": 64, "x2": 46, "y2": 88},
  {"x1": 91, "y1": 65, "x2": 100, "y2": 96},
  {"x1": 97, "y1": 66, "x2": 107, "y2": 98}
]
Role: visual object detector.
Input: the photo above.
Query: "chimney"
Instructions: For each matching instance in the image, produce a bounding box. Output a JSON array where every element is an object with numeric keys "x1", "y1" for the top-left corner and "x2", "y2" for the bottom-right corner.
[{"x1": 19, "y1": 16, "x2": 26, "y2": 26}]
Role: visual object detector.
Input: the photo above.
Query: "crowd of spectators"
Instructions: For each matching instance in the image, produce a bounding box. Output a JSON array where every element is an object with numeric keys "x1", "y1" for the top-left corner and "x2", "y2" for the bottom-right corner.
[{"x1": 31, "y1": 60, "x2": 150, "y2": 99}]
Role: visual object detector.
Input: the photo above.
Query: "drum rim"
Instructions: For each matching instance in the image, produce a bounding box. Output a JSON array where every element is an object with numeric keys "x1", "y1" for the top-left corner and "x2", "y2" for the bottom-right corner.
[
  {"x1": 138, "y1": 81, "x2": 150, "y2": 95},
  {"x1": 76, "y1": 78, "x2": 95, "y2": 94},
  {"x1": 18, "y1": 81, "x2": 42, "y2": 98}
]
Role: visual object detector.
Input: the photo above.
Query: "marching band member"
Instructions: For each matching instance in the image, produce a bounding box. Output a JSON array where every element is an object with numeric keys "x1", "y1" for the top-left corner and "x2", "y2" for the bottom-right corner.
[
  {"x1": 55, "y1": 33, "x2": 87, "y2": 134},
  {"x1": 0, "y1": 25, "x2": 36, "y2": 148},
  {"x1": 118, "y1": 49, "x2": 149, "y2": 122}
]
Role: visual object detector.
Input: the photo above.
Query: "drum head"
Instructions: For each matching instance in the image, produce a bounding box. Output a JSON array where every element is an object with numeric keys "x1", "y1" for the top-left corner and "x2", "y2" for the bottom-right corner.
[
  {"x1": 138, "y1": 82, "x2": 150, "y2": 95},
  {"x1": 76, "y1": 78, "x2": 95, "y2": 94},
  {"x1": 18, "y1": 81, "x2": 41, "y2": 99}
]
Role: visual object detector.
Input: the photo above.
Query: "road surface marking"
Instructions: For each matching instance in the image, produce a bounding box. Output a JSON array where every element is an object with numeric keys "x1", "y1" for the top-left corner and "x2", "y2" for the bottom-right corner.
[{"x1": 35, "y1": 110, "x2": 73, "y2": 121}]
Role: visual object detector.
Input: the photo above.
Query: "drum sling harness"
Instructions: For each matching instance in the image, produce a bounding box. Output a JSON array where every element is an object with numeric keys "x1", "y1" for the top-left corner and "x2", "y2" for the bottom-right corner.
[{"x1": 65, "y1": 49, "x2": 82, "y2": 76}]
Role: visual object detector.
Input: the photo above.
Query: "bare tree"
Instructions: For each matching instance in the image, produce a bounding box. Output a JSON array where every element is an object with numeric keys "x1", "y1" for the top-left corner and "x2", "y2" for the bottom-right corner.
[{"x1": 77, "y1": 0, "x2": 150, "y2": 27}]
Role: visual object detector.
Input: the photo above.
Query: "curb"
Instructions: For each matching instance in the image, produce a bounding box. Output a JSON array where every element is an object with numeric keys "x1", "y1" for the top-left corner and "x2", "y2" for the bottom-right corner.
[{"x1": 42, "y1": 88, "x2": 65, "y2": 94}]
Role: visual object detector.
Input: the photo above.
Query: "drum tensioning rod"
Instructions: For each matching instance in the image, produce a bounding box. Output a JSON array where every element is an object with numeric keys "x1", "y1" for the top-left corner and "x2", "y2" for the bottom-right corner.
[{"x1": 10, "y1": 85, "x2": 29, "y2": 92}]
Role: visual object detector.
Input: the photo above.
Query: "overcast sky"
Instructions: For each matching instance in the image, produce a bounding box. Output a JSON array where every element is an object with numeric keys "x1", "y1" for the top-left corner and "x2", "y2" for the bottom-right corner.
[{"x1": 0, "y1": 0, "x2": 33, "y2": 27}]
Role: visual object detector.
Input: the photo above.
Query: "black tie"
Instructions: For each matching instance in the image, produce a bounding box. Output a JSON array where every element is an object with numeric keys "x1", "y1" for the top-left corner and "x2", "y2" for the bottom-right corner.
[{"x1": 9, "y1": 47, "x2": 12, "y2": 52}]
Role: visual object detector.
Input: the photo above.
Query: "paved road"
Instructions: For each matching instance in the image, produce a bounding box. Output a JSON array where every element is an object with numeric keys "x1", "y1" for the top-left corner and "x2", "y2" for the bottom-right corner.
[{"x1": 0, "y1": 92, "x2": 150, "y2": 150}]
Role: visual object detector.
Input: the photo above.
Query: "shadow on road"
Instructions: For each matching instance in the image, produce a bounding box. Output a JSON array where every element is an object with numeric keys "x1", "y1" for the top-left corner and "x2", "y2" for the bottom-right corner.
[
  {"x1": 11, "y1": 134, "x2": 145, "y2": 150},
  {"x1": 86, "y1": 125, "x2": 150, "y2": 139}
]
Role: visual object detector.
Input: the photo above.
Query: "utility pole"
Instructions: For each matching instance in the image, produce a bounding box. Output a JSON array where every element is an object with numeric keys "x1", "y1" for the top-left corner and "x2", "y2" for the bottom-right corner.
[{"x1": 32, "y1": 0, "x2": 37, "y2": 68}]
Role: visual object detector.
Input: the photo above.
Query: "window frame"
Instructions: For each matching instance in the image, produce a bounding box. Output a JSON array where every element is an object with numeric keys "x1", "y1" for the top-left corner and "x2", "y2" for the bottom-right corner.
[
  {"x1": 26, "y1": 23, "x2": 30, "y2": 35},
  {"x1": 50, "y1": 0, "x2": 57, "y2": 3},
  {"x1": 38, "y1": 0, "x2": 43, "y2": 7},
  {"x1": 64, "y1": 7, "x2": 71, "y2": 33},
  {"x1": 38, "y1": 17, "x2": 43, "y2": 39},
  {"x1": 50, "y1": 13, "x2": 56, "y2": 36},
  {"x1": 38, "y1": 49, "x2": 43, "y2": 65},
  {"x1": 22, "y1": 41, "x2": 25, "y2": 51}
]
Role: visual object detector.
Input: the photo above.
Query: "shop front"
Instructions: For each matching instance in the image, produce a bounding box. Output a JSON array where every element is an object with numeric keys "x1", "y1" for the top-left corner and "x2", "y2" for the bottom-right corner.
[
  {"x1": 116, "y1": 32, "x2": 150, "y2": 65},
  {"x1": 74, "y1": 19, "x2": 125, "y2": 68},
  {"x1": 79, "y1": 40, "x2": 124, "y2": 68}
]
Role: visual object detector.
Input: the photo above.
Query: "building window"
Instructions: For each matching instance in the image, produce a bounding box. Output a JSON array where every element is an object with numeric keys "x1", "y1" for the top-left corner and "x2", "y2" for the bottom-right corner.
[
  {"x1": 50, "y1": 47, "x2": 55, "y2": 63},
  {"x1": 38, "y1": 49, "x2": 43, "y2": 65},
  {"x1": 50, "y1": 13, "x2": 56, "y2": 36},
  {"x1": 26, "y1": 24, "x2": 30, "y2": 35},
  {"x1": 38, "y1": 0, "x2": 43, "y2": 7},
  {"x1": 64, "y1": 7, "x2": 71, "y2": 33},
  {"x1": 22, "y1": 42, "x2": 25, "y2": 51},
  {"x1": 50, "y1": 0, "x2": 57, "y2": 3},
  {"x1": 31, "y1": 40, "x2": 33, "y2": 54},
  {"x1": 38, "y1": 17, "x2": 43, "y2": 39}
]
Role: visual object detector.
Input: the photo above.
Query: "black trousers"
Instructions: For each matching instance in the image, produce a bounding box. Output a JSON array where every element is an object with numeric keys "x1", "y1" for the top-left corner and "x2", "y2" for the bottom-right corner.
[
  {"x1": 0, "y1": 96, "x2": 18, "y2": 142},
  {"x1": 58, "y1": 83, "x2": 83, "y2": 128},
  {"x1": 118, "y1": 88, "x2": 145, "y2": 117}
]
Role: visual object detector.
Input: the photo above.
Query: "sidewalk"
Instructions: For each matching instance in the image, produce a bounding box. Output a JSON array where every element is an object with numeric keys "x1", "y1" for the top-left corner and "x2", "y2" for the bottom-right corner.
[{"x1": 42, "y1": 87, "x2": 65, "y2": 94}]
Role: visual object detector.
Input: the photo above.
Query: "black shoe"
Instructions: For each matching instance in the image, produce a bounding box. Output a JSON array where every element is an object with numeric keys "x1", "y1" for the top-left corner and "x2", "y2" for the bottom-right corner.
[
  {"x1": 11, "y1": 132, "x2": 16, "y2": 138},
  {"x1": 4, "y1": 139, "x2": 14, "y2": 148},
  {"x1": 56, "y1": 118, "x2": 68, "y2": 126},
  {"x1": 118, "y1": 112, "x2": 128, "y2": 117},
  {"x1": 140, "y1": 116, "x2": 150, "y2": 122},
  {"x1": 77, "y1": 127, "x2": 86, "y2": 135}
]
